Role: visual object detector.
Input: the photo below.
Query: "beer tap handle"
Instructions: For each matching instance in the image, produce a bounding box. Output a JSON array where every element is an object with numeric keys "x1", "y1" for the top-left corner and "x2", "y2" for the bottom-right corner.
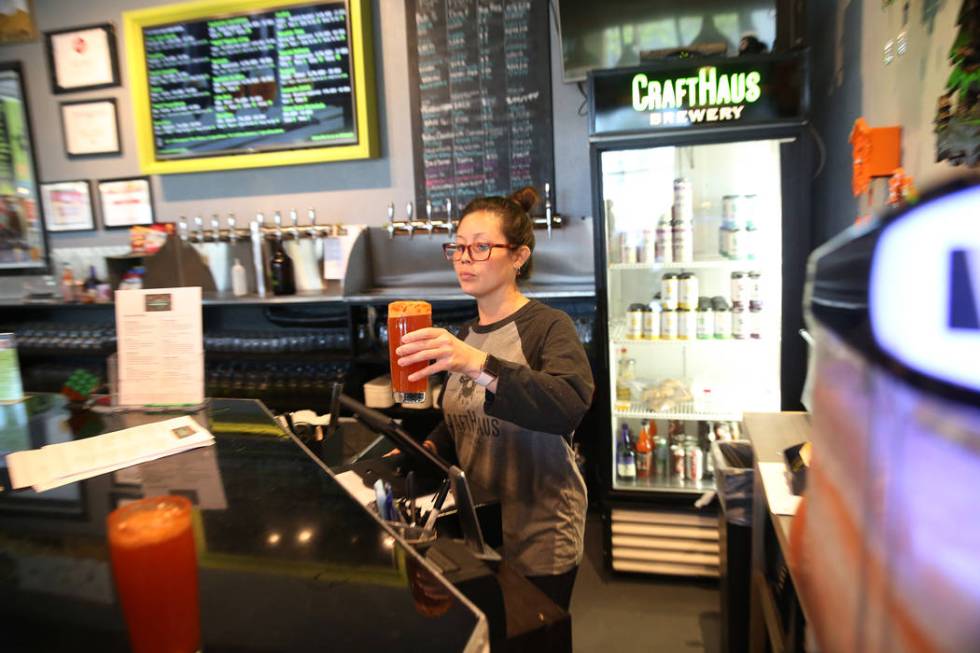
[
  {"x1": 193, "y1": 216, "x2": 204, "y2": 242},
  {"x1": 227, "y1": 214, "x2": 237, "y2": 242},
  {"x1": 386, "y1": 202, "x2": 395, "y2": 240},
  {"x1": 425, "y1": 199, "x2": 434, "y2": 237},
  {"x1": 405, "y1": 202, "x2": 415, "y2": 238},
  {"x1": 307, "y1": 208, "x2": 319, "y2": 238},
  {"x1": 545, "y1": 182, "x2": 553, "y2": 240},
  {"x1": 273, "y1": 211, "x2": 282, "y2": 238},
  {"x1": 446, "y1": 198, "x2": 454, "y2": 240},
  {"x1": 288, "y1": 209, "x2": 299, "y2": 239},
  {"x1": 177, "y1": 216, "x2": 189, "y2": 242},
  {"x1": 210, "y1": 215, "x2": 221, "y2": 241}
]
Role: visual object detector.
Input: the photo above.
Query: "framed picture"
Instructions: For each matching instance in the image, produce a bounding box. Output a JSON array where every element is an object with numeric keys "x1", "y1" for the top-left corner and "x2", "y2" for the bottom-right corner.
[
  {"x1": 0, "y1": 0, "x2": 37, "y2": 44},
  {"x1": 38, "y1": 180, "x2": 96, "y2": 232},
  {"x1": 60, "y1": 99, "x2": 121, "y2": 157},
  {"x1": 44, "y1": 23, "x2": 119, "y2": 94},
  {"x1": 97, "y1": 177, "x2": 155, "y2": 229}
]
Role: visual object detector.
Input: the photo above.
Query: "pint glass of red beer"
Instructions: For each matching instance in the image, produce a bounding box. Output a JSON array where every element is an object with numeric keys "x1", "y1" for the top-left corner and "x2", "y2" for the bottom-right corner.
[
  {"x1": 107, "y1": 495, "x2": 200, "y2": 653},
  {"x1": 388, "y1": 300, "x2": 432, "y2": 404}
]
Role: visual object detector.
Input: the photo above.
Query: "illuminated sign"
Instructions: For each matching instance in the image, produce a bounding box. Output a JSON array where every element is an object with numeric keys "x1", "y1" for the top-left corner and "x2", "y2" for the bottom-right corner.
[
  {"x1": 589, "y1": 53, "x2": 806, "y2": 136},
  {"x1": 870, "y1": 184, "x2": 980, "y2": 394}
]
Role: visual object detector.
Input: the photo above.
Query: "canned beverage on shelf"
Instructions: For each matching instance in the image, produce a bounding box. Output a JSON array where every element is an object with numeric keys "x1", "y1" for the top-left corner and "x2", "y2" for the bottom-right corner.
[
  {"x1": 678, "y1": 272, "x2": 698, "y2": 310},
  {"x1": 654, "y1": 434, "x2": 669, "y2": 477},
  {"x1": 732, "y1": 304, "x2": 747, "y2": 339},
  {"x1": 677, "y1": 308, "x2": 695, "y2": 340},
  {"x1": 660, "y1": 307, "x2": 677, "y2": 340},
  {"x1": 696, "y1": 298, "x2": 712, "y2": 339},
  {"x1": 640, "y1": 230, "x2": 655, "y2": 264},
  {"x1": 712, "y1": 296, "x2": 731, "y2": 339},
  {"x1": 643, "y1": 302, "x2": 661, "y2": 339},
  {"x1": 749, "y1": 305, "x2": 763, "y2": 339},
  {"x1": 673, "y1": 178, "x2": 694, "y2": 222},
  {"x1": 655, "y1": 215, "x2": 673, "y2": 263},
  {"x1": 748, "y1": 271, "x2": 763, "y2": 306},
  {"x1": 626, "y1": 303, "x2": 646, "y2": 340},
  {"x1": 671, "y1": 218, "x2": 693, "y2": 263},
  {"x1": 730, "y1": 271, "x2": 748, "y2": 307},
  {"x1": 685, "y1": 441, "x2": 704, "y2": 481},
  {"x1": 661, "y1": 273, "x2": 679, "y2": 310}
]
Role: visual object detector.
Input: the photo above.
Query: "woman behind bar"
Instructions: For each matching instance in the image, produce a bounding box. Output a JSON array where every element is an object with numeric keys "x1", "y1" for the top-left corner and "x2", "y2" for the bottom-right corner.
[{"x1": 395, "y1": 187, "x2": 593, "y2": 610}]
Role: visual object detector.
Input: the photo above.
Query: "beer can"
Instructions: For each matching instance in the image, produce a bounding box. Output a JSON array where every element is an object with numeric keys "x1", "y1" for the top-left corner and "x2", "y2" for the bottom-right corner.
[
  {"x1": 661, "y1": 273, "x2": 679, "y2": 310},
  {"x1": 643, "y1": 303, "x2": 661, "y2": 339},
  {"x1": 685, "y1": 442, "x2": 704, "y2": 481},
  {"x1": 626, "y1": 303, "x2": 646, "y2": 340},
  {"x1": 677, "y1": 308, "x2": 695, "y2": 340},
  {"x1": 678, "y1": 272, "x2": 699, "y2": 310},
  {"x1": 721, "y1": 195, "x2": 740, "y2": 221},
  {"x1": 654, "y1": 435, "x2": 669, "y2": 477},
  {"x1": 731, "y1": 272, "x2": 748, "y2": 307},
  {"x1": 673, "y1": 178, "x2": 694, "y2": 222},
  {"x1": 655, "y1": 216, "x2": 673, "y2": 263},
  {"x1": 660, "y1": 308, "x2": 677, "y2": 340},
  {"x1": 671, "y1": 220, "x2": 693, "y2": 263}
]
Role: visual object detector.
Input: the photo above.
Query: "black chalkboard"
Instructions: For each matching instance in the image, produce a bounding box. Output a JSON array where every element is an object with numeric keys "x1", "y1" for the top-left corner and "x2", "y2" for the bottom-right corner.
[{"x1": 406, "y1": 0, "x2": 555, "y2": 219}]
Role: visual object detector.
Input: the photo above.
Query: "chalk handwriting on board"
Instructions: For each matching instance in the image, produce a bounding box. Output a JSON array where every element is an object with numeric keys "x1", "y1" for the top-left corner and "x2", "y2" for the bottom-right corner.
[{"x1": 406, "y1": 0, "x2": 554, "y2": 219}]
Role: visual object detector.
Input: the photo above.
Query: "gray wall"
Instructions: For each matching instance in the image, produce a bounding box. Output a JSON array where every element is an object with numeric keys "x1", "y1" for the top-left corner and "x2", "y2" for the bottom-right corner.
[{"x1": 0, "y1": 0, "x2": 592, "y2": 251}]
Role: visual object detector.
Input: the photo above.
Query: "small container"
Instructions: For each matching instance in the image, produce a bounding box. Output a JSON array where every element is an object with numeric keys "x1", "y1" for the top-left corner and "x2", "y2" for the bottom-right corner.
[
  {"x1": 626, "y1": 303, "x2": 646, "y2": 340},
  {"x1": 654, "y1": 435, "x2": 669, "y2": 477},
  {"x1": 685, "y1": 441, "x2": 705, "y2": 481},
  {"x1": 677, "y1": 308, "x2": 695, "y2": 340},
  {"x1": 678, "y1": 272, "x2": 699, "y2": 310},
  {"x1": 643, "y1": 303, "x2": 661, "y2": 340},
  {"x1": 696, "y1": 297, "x2": 712, "y2": 339},
  {"x1": 660, "y1": 307, "x2": 677, "y2": 340},
  {"x1": 730, "y1": 271, "x2": 748, "y2": 307},
  {"x1": 671, "y1": 218, "x2": 693, "y2": 263},
  {"x1": 749, "y1": 305, "x2": 763, "y2": 339},
  {"x1": 231, "y1": 259, "x2": 248, "y2": 297},
  {"x1": 655, "y1": 215, "x2": 673, "y2": 263},
  {"x1": 671, "y1": 444, "x2": 686, "y2": 478},
  {"x1": 732, "y1": 304, "x2": 747, "y2": 340},
  {"x1": 661, "y1": 273, "x2": 679, "y2": 310},
  {"x1": 640, "y1": 230, "x2": 655, "y2": 264},
  {"x1": 712, "y1": 297, "x2": 731, "y2": 339}
]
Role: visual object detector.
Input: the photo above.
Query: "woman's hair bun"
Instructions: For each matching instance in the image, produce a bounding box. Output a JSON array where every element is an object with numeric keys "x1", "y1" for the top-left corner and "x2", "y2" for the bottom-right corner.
[{"x1": 509, "y1": 186, "x2": 540, "y2": 214}]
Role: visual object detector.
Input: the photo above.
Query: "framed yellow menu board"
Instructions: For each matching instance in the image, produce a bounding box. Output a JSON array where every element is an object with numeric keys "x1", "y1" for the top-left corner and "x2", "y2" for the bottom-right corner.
[{"x1": 123, "y1": 0, "x2": 378, "y2": 174}]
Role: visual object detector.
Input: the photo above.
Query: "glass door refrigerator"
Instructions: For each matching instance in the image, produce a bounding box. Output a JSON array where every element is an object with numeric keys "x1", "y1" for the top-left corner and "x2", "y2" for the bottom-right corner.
[{"x1": 588, "y1": 52, "x2": 810, "y2": 577}]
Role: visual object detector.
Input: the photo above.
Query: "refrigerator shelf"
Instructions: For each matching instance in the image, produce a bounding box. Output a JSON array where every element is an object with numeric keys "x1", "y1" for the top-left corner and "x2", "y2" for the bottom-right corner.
[
  {"x1": 609, "y1": 259, "x2": 755, "y2": 272},
  {"x1": 614, "y1": 401, "x2": 742, "y2": 422},
  {"x1": 610, "y1": 321, "x2": 765, "y2": 345},
  {"x1": 614, "y1": 475, "x2": 716, "y2": 494}
]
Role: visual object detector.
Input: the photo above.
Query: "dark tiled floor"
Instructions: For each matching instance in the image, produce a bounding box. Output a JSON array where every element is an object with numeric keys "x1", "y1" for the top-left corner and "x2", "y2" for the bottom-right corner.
[{"x1": 569, "y1": 513, "x2": 721, "y2": 653}]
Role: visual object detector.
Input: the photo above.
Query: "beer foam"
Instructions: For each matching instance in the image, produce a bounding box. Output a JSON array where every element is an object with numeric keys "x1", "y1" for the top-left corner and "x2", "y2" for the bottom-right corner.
[
  {"x1": 388, "y1": 301, "x2": 431, "y2": 317},
  {"x1": 108, "y1": 499, "x2": 191, "y2": 548}
]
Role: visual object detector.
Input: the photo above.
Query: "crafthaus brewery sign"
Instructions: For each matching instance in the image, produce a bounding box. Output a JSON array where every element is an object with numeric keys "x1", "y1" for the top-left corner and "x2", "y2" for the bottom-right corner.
[{"x1": 588, "y1": 52, "x2": 807, "y2": 137}]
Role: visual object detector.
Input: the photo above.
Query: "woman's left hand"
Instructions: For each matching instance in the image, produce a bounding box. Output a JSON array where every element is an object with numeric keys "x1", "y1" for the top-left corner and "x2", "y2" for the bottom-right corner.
[{"x1": 396, "y1": 328, "x2": 485, "y2": 382}]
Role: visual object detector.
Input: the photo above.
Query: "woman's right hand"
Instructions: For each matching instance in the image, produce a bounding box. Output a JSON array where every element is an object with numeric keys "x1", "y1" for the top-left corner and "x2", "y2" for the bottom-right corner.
[{"x1": 384, "y1": 440, "x2": 438, "y2": 457}]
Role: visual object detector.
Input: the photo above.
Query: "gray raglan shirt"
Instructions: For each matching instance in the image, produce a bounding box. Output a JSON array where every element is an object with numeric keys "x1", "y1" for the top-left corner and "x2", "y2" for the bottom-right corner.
[{"x1": 428, "y1": 300, "x2": 594, "y2": 576}]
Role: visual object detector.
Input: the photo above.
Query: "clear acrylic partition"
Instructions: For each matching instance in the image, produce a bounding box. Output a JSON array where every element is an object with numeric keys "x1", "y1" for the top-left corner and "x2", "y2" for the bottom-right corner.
[{"x1": 603, "y1": 139, "x2": 782, "y2": 492}]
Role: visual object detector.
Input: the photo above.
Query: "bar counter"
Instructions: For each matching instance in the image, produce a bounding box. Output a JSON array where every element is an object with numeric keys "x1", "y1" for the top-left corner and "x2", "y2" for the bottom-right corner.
[{"x1": 0, "y1": 394, "x2": 488, "y2": 652}]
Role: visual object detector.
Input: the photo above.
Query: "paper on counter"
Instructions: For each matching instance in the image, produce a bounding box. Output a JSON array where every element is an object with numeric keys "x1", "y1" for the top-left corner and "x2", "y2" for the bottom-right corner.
[
  {"x1": 6, "y1": 416, "x2": 214, "y2": 493},
  {"x1": 334, "y1": 469, "x2": 455, "y2": 513},
  {"x1": 759, "y1": 461, "x2": 802, "y2": 516}
]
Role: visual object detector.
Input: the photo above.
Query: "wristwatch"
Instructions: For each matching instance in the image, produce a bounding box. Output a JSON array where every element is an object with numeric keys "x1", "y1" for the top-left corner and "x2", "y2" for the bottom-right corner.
[{"x1": 474, "y1": 354, "x2": 501, "y2": 388}]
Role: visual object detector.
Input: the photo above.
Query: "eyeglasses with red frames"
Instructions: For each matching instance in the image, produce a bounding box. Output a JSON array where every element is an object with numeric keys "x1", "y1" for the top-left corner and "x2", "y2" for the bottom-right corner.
[{"x1": 442, "y1": 242, "x2": 517, "y2": 261}]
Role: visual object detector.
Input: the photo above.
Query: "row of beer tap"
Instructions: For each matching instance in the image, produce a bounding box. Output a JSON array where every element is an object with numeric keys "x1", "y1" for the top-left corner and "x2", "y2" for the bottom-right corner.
[
  {"x1": 384, "y1": 183, "x2": 563, "y2": 239},
  {"x1": 177, "y1": 209, "x2": 348, "y2": 245}
]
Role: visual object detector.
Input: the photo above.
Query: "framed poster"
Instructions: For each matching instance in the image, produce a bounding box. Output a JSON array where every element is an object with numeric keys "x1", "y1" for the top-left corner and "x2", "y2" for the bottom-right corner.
[
  {"x1": 97, "y1": 177, "x2": 154, "y2": 229},
  {"x1": 0, "y1": 0, "x2": 37, "y2": 44},
  {"x1": 60, "y1": 99, "x2": 121, "y2": 157},
  {"x1": 44, "y1": 23, "x2": 120, "y2": 94},
  {"x1": 39, "y1": 180, "x2": 95, "y2": 232}
]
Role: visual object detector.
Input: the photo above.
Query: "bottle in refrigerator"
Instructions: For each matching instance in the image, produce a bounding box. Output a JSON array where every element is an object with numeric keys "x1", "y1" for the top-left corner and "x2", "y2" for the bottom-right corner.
[
  {"x1": 654, "y1": 433, "x2": 669, "y2": 477},
  {"x1": 732, "y1": 303, "x2": 747, "y2": 339},
  {"x1": 731, "y1": 271, "x2": 748, "y2": 308},
  {"x1": 635, "y1": 421, "x2": 653, "y2": 478},
  {"x1": 655, "y1": 214, "x2": 673, "y2": 263},
  {"x1": 720, "y1": 195, "x2": 738, "y2": 258},
  {"x1": 749, "y1": 305, "x2": 763, "y2": 339},
  {"x1": 684, "y1": 439, "x2": 704, "y2": 481},
  {"x1": 748, "y1": 271, "x2": 763, "y2": 309},
  {"x1": 615, "y1": 349, "x2": 635, "y2": 411},
  {"x1": 671, "y1": 216, "x2": 693, "y2": 263},
  {"x1": 640, "y1": 230, "x2": 655, "y2": 264},
  {"x1": 617, "y1": 425, "x2": 637, "y2": 480},
  {"x1": 742, "y1": 194, "x2": 759, "y2": 260}
]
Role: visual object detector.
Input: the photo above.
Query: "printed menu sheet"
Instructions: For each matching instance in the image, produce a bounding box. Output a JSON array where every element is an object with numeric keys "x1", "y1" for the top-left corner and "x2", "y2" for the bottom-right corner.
[{"x1": 115, "y1": 287, "x2": 204, "y2": 406}]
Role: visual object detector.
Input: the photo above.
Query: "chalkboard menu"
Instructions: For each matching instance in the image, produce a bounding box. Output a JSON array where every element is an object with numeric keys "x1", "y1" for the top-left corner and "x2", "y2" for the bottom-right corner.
[
  {"x1": 406, "y1": 0, "x2": 554, "y2": 217},
  {"x1": 143, "y1": 2, "x2": 356, "y2": 160}
]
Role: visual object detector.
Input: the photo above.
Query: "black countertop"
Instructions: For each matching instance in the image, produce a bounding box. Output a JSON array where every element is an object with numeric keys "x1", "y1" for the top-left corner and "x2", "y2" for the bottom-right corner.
[{"x1": 0, "y1": 394, "x2": 486, "y2": 652}]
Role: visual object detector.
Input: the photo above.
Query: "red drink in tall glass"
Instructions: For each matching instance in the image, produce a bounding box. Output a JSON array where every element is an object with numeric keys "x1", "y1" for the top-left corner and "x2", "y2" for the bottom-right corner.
[
  {"x1": 107, "y1": 495, "x2": 200, "y2": 653},
  {"x1": 388, "y1": 300, "x2": 432, "y2": 404}
]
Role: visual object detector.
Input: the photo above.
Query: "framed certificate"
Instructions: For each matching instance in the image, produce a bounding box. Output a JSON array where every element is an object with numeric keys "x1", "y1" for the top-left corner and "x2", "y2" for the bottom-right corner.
[
  {"x1": 44, "y1": 23, "x2": 119, "y2": 94},
  {"x1": 97, "y1": 177, "x2": 155, "y2": 229},
  {"x1": 60, "y1": 99, "x2": 121, "y2": 157},
  {"x1": 39, "y1": 180, "x2": 96, "y2": 232}
]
